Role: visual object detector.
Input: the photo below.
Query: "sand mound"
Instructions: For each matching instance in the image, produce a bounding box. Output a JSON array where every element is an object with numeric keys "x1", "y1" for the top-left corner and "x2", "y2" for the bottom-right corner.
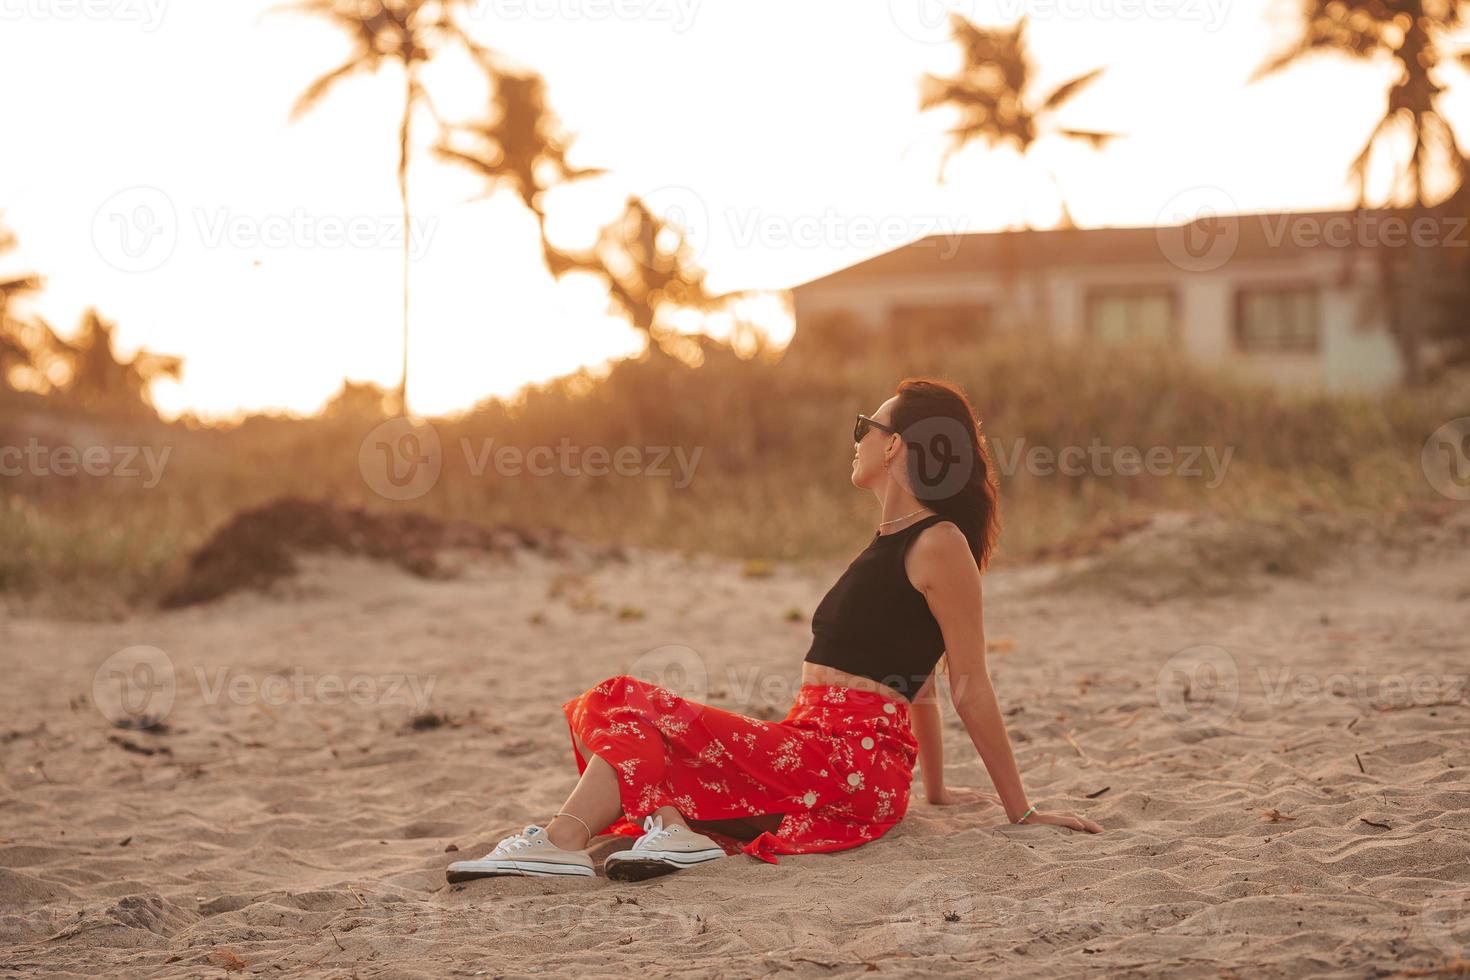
[{"x1": 159, "y1": 497, "x2": 623, "y2": 608}]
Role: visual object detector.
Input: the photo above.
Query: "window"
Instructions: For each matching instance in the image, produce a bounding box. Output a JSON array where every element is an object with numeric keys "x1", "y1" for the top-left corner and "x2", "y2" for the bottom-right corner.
[
  {"x1": 888, "y1": 303, "x2": 992, "y2": 349},
  {"x1": 1085, "y1": 287, "x2": 1176, "y2": 347},
  {"x1": 1235, "y1": 286, "x2": 1320, "y2": 352}
]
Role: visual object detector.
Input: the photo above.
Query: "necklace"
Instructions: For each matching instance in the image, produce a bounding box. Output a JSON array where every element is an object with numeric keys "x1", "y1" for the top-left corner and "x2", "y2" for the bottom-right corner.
[{"x1": 877, "y1": 507, "x2": 931, "y2": 528}]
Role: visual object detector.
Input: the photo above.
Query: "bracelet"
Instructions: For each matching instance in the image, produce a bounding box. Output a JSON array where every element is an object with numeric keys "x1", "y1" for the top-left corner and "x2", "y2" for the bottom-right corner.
[{"x1": 1016, "y1": 804, "x2": 1037, "y2": 824}]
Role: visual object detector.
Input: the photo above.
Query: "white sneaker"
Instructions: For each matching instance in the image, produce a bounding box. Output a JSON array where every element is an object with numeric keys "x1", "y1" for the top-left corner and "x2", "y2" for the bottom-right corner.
[
  {"x1": 446, "y1": 824, "x2": 595, "y2": 881},
  {"x1": 603, "y1": 815, "x2": 728, "y2": 881}
]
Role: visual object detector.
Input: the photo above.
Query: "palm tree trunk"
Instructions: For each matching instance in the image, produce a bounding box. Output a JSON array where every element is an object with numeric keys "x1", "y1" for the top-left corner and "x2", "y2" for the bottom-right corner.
[{"x1": 397, "y1": 70, "x2": 413, "y2": 416}]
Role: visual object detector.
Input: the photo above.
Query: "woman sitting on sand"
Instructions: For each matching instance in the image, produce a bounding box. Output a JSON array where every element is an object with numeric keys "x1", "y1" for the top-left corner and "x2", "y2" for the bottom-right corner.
[{"x1": 448, "y1": 378, "x2": 1102, "y2": 882}]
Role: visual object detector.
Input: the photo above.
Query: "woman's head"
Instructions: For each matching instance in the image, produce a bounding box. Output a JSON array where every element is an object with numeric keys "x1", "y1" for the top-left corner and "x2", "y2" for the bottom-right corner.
[{"x1": 850, "y1": 377, "x2": 1001, "y2": 570}]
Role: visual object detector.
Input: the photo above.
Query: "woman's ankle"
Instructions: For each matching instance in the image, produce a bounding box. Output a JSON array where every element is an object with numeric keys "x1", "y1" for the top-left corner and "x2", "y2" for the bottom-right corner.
[
  {"x1": 545, "y1": 815, "x2": 591, "y2": 851},
  {"x1": 651, "y1": 805, "x2": 691, "y2": 831}
]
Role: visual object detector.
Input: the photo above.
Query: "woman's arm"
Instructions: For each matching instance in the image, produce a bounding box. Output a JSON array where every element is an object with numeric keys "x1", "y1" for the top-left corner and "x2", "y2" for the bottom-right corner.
[
  {"x1": 906, "y1": 523, "x2": 1101, "y2": 833},
  {"x1": 909, "y1": 675, "x2": 946, "y2": 803}
]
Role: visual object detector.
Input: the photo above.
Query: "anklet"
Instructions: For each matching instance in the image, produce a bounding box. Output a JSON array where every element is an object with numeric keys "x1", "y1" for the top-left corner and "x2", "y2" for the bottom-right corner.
[{"x1": 554, "y1": 810, "x2": 593, "y2": 844}]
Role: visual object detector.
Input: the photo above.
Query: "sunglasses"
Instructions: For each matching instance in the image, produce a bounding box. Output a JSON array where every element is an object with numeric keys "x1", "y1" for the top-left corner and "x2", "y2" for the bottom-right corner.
[{"x1": 853, "y1": 413, "x2": 897, "y2": 443}]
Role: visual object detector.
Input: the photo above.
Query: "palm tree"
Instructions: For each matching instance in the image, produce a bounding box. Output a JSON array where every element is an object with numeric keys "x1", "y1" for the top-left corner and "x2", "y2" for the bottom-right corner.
[
  {"x1": 281, "y1": 0, "x2": 488, "y2": 415},
  {"x1": 545, "y1": 196, "x2": 750, "y2": 362},
  {"x1": 0, "y1": 217, "x2": 45, "y2": 393},
  {"x1": 919, "y1": 13, "x2": 1118, "y2": 227},
  {"x1": 1252, "y1": 0, "x2": 1470, "y2": 381},
  {"x1": 919, "y1": 14, "x2": 1119, "y2": 337},
  {"x1": 64, "y1": 309, "x2": 182, "y2": 417},
  {"x1": 433, "y1": 63, "x2": 606, "y2": 272}
]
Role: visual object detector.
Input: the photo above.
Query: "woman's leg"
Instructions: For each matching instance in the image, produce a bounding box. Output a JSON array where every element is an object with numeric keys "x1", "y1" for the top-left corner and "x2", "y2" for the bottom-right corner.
[{"x1": 545, "y1": 733, "x2": 692, "y2": 850}]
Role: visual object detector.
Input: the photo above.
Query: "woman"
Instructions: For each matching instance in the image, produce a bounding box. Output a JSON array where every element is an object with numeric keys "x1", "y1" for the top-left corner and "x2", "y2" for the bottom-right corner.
[{"x1": 447, "y1": 378, "x2": 1102, "y2": 883}]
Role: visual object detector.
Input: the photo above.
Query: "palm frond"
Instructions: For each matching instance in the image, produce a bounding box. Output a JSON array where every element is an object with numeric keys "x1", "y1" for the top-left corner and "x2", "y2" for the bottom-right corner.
[
  {"x1": 1056, "y1": 128, "x2": 1121, "y2": 150},
  {"x1": 290, "y1": 58, "x2": 372, "y2": 119},
  {"x1": 1041, "y1": 67, "x2": 1105, "y2": 111}
]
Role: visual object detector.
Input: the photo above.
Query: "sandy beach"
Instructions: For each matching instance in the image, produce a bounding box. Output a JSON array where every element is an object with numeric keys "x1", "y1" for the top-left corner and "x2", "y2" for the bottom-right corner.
[{"x1": 2, "y1": 513, "x2": 1468, "y2": 979}]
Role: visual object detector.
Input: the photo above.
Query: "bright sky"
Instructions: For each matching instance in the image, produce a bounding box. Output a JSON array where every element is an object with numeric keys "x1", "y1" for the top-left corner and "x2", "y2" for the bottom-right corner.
[{"x1": 1, "y1": 0, "x2": 1466, "y2": 419}]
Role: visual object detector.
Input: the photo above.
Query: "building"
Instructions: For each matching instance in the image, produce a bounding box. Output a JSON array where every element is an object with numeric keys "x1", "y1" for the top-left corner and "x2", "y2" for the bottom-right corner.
[{"x1": 786, "y1": 208, "x2": 1435, "y2": 393}]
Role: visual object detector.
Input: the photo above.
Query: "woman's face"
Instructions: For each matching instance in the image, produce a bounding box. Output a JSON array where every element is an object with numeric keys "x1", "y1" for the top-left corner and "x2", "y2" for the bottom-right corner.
[{"x1": 851, "y1": 395, "x2": 899, "y2": 490}]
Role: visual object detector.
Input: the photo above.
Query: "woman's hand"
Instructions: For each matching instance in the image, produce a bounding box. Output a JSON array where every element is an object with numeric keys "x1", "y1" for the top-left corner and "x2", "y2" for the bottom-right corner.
[
  {"x1": 1020, "y1": 809, "x2": 1103, "y2": 833},
  {"x1": 926, "y1": 787, "x2": 1001, "y2": 807}
]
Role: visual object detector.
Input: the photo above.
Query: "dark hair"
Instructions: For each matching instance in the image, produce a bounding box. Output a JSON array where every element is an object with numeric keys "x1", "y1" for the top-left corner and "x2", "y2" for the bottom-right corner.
[{"x1": 888, "y1": 377, "x2": 1001, "y2": 571}]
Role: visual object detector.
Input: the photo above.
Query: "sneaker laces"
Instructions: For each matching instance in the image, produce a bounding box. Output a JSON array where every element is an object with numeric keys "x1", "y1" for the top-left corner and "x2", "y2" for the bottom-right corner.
[
  {"x1": 487, "y1": 825, "x2": 543, "y2": 857},
  {"x1": 631, "y1": 814, "x2": 676, "y2": 851}
]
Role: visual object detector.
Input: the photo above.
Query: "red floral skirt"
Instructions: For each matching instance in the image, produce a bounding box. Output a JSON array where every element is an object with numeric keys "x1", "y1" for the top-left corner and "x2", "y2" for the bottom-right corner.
[{"x1": 561, "y1": 675, "x2": 919, "y2": 864}]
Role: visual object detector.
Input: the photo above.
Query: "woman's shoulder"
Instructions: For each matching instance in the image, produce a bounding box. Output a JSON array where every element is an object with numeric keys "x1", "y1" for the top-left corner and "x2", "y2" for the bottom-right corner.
[{"x1": 903, "y1": 517, "x2": 973, "y2": 572}]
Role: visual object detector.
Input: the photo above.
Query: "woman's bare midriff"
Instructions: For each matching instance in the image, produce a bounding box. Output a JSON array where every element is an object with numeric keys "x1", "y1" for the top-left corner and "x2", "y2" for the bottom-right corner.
[{"x1": 800, "y1": 661, "x2": 908, "y2": 703}]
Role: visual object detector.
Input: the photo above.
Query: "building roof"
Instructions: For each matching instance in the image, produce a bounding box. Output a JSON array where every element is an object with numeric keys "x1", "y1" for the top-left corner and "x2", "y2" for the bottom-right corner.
[{"x1": 789, "y1": 206, "x2": 1431, "y2": 291}]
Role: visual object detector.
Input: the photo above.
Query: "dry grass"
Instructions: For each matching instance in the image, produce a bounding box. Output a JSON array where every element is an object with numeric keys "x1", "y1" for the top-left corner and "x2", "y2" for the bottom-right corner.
[{"x1": 2, "y1": 334, "x2": 1465, "y2": 617}]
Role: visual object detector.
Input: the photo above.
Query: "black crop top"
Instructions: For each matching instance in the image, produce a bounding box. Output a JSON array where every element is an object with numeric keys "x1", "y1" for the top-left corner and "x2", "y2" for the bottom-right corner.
[{"x1": 802, "y1": 514, "x2": 954, "y2": 701}]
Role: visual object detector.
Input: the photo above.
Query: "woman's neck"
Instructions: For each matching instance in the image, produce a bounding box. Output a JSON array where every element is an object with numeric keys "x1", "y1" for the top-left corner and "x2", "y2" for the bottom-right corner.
[{"x1": 875, "y1": 484, "x2": 934, "y2": 533}]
